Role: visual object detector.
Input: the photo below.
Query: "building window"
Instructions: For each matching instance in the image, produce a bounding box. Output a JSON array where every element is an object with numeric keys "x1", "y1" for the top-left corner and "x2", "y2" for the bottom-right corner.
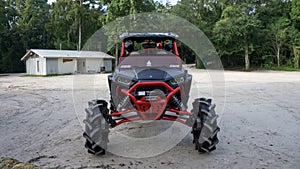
[
  {"x1": 37, "y1": 61, "x2": 39, "y2": 72},
  {"x1": 63, "y1": 58, "x2": 73, "y2": 63},
  {"x1": 83, "y1": 61, "x2": 85, "y2": 67}
]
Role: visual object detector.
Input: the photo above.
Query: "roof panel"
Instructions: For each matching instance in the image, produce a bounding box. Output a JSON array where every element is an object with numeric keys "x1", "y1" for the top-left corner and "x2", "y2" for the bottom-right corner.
[
  {"x1": 119, "y1": 32, "x2": 179, "y2": 41},
  {"x1": 21, "y1": 49, "x2": 114, "y2": 61}
]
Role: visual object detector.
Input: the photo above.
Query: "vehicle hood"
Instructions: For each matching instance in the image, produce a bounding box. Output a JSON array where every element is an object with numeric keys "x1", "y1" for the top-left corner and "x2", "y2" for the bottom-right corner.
[{"x1": 114, "y1": 67, "x2": 185, "y2": 81}]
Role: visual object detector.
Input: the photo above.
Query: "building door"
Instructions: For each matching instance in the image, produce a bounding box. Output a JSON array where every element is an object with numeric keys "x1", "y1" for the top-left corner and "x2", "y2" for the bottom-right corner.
[
  {"x1": 77, "y1": 58, "x2": 86, "y2": 73},
  {"x1": 46, "y1": 58, "x2": 58, "y2": 74},
  {"x1": 104, "y1": 59, "x2": 112, "y2": 72}
]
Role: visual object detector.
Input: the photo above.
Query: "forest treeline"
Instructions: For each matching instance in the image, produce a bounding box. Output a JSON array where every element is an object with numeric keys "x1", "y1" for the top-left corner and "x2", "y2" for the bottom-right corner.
[{"x1": 0, "y1": 0, "x2": 299, "y2": 73}]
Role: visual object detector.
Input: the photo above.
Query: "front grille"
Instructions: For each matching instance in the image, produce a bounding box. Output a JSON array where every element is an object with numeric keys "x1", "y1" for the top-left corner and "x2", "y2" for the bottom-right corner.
[{"x1": 133, "y1": 86, "x2": 168, "y2": 98}]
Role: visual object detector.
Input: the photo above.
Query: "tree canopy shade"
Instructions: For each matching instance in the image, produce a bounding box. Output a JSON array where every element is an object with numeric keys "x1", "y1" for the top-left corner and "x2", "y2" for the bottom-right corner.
[{"x1": 0, "y1": 0, "x2": 299, "y2": 73}]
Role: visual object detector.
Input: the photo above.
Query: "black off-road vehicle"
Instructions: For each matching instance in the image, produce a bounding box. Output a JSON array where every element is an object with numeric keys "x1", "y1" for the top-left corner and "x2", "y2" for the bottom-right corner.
[{"x1": 83, "y1": 32, "x2": 220, "y2": 155}]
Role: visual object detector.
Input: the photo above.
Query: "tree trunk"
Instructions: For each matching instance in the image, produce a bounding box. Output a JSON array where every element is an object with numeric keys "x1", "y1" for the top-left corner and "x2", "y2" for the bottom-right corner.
[
  {"x1": 243, "y1": 32, "x2": 250, "y2": 70},
  {"x1": 277, "y1": 45, "x2": 280, "y2": 67},
  {"x1": 78, "y1": 20, "x2": 81, "y2": 50},
  {"x1": 245, "y1": 45, "x2": 250, "y2": 70},
  {"x1": 195, "y1": 55, "x2": 201, "y2": 69},
  {"x1": 67, "y1": 28, "x2": 70, "y2": 48},
  {"x1": 294, "y1": 46, "x2": 299, "y2": 69}
]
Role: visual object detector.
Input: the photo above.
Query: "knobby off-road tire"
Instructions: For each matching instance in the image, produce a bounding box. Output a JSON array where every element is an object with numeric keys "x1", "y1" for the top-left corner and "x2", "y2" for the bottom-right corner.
[
  {"x1": 83, "y1": 100, "x2": 109, "y2": 155},
  {"x1": 191, "y1": 98, "x2": 220, "y2": 153}
]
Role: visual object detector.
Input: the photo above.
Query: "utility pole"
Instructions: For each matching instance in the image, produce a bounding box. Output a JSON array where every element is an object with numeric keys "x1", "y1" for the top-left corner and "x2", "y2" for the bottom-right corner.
[{"x1": 78, "y1": 0, "x2": 82, "y2": 50}]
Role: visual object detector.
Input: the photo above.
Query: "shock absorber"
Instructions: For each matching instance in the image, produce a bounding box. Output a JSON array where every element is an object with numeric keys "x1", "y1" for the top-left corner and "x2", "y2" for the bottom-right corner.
[
  {"x1": 170, "y1": 95, "x2": 186, "y2": 110},
  {"x1": 117, "y1": 96, "x2": 130, "y2": 111}
]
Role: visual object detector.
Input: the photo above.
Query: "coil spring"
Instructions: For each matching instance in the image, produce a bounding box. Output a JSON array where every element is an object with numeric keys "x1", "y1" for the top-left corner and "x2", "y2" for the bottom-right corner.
[
  {"x1": 117, "y1": 96, "x2": 130, "y2": 111},
  {"x1": 170, "y1": 95, "x2": 186, "y2": 110}
]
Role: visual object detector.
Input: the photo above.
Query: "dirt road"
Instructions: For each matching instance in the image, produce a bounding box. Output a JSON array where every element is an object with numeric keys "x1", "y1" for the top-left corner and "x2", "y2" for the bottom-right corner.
[{"x1": 0, "y1": 69, "x2": 300, "y2": 169}]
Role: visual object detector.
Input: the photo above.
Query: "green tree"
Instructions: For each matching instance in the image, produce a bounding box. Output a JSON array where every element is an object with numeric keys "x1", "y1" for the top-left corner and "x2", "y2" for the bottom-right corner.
[
  {"x1": 155, "y1": 1, "x2": 171, "y2": 13},
  {"x1": 48, "y1": 0, "x2": 103, "y2": 50},
  {"x1": 213, "y1": 3, "x2": 260, "y2": 70},
  {"x1": 171, "y1": 0, "x2": 223, "y2": 36},
  {"x1": 104, "y1": 0, "x2": 156, "y2": 23},
  {"x1": 269, "y1": 18, "x2": 290, "y2": 67},
  {"x1": 0, "y1": 0, "x2": 11, "y2": 72},
  {"x1": 47, "y1": 0, "x2": 75, "y2": 49},
  {"x1": 290, "y1": 0, "x2": 300, "y2": 68},
  {"x1": 17, "y1": 0, "x2": 51, "y2": 49},
  {"x1": 0, "y1": 0, "x2": 24, "y2": 72},
  {"x1": 253, "y1": 0, "x2": 294, "y2": 68},
  {"x1": 171, "y1": 0, "x2": 224, "y2": 67}
]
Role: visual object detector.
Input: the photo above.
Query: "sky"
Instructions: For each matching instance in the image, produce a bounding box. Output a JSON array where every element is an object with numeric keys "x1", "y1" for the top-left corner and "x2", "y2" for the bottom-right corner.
[{"x1": 47, "y1": 0, "x2": 179, "y2": 6}]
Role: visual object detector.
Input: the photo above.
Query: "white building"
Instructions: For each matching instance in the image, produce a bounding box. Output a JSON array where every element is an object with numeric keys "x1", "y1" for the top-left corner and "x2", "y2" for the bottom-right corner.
[{"x1": 21, "y1": 49, "x2": 114, "y2": 75}]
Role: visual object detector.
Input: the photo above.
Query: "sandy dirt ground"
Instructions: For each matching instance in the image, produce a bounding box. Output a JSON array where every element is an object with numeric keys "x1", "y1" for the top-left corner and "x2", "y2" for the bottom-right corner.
[{"x1": 0, "y1": 68, "x2": 300, "y2": 169}]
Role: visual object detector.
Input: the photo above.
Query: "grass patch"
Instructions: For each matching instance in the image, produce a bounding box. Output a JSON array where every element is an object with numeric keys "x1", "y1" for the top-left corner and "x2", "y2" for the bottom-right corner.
[
  {"x1": 224, "y1": 66, "x2": 300, "y2": 72},
  {"x1": 21, "y1": 73, "x2": 72, "y2": 77},
  {"x1": 265, "y1": 66, "x2": 300, "y2": 72},
  {"x1": 224, "y1": 66, "x2": 258, "y2": 72}
]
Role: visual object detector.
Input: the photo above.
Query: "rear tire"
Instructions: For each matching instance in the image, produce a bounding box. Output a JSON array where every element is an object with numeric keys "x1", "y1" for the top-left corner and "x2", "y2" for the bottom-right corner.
[
  {"x1": 191, "y1": 98, "x2": 220, "y2": 153},
  {"x1": 83, "y1": 100, "x2": 109, "y2": 155}
]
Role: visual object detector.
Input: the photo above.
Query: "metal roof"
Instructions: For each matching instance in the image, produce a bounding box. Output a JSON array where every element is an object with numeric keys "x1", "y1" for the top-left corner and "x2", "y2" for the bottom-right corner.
[
  {"x1": 21, "y1": 49, "x2": 114, "y2": 61},
  {"x1": 119, "y1": 32, "x2": 179, "y2": 40}
]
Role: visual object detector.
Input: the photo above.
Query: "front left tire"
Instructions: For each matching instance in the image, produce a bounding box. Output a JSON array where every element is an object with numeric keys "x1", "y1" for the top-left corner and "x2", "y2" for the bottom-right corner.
[{"x1": 83, "y1": 100, "x2": 109, "y2": 155}]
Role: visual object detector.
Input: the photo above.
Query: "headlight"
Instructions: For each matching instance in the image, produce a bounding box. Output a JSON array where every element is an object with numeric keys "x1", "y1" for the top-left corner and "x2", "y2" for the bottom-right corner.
[
  {"x1": 117, "y1": 76, "x2": 132, "y2": 85},
  {"x1": 169, "y1": 76, "x2": 184, "y2": 85}
]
